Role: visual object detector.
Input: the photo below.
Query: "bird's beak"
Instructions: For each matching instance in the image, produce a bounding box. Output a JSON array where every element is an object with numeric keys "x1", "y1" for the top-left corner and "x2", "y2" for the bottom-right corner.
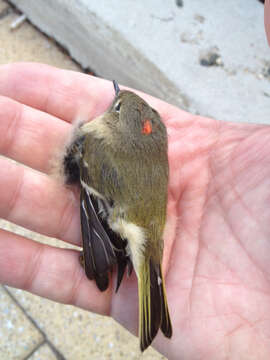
[{"x1": 113, "y1": 80, "x2": 120, "y2": 96}]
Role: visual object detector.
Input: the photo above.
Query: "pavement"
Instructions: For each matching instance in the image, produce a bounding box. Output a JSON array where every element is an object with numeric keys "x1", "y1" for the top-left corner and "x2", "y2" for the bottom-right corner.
[{"x1": 0, "y1": 1, "x2": 165, "y2": 359}]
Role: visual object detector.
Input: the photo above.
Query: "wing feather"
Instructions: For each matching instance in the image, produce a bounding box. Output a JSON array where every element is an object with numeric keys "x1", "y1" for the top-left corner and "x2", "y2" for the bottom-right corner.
[
  {"x1": 80, "y1": 187, "x2": 116, "y2": 291},
  {"x1": 80, "y1": 185, "x2": 131, "y2": 292}
]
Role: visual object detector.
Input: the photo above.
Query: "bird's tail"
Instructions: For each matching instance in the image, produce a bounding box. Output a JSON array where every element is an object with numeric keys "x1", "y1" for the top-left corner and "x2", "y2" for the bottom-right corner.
[{"x1": 138, "y1": 259, "x2": 172, "y2": 352}]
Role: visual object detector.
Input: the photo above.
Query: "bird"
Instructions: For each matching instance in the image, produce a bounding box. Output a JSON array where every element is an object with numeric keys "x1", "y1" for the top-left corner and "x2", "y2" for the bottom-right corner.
[{"x1": 60, "y1": 80, "x2": 172, "y2": 351}]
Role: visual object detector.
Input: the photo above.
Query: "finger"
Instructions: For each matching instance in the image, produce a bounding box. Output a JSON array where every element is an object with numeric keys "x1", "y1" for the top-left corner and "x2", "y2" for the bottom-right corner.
[
  {"x1": 0, "y1": 228, "x2": 111, "y2": 314},
  {"x1": 0, "y1": 156, "x2": 81, "y2": 245},
  {"x1": 0, "y1": 95, "x2": 70, "y2": 173},
  {"x1": 0, "y1": 62, "x2": 181, "y2": 123},
  {"x1": 0, "y1": 62, "x2": 116, "y2": 123}
]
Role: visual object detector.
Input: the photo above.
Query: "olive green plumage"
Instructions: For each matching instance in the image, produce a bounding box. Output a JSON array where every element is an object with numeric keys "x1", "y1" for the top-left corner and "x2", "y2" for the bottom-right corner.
[{"x1": 63, "y1": 82, "x2": 172, "y2": 351}]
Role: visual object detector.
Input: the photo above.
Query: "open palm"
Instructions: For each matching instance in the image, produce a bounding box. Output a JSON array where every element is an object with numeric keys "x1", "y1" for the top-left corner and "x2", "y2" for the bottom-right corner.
[{"x1": 0, "y1": 63, "x2": 270, "y2": 360}]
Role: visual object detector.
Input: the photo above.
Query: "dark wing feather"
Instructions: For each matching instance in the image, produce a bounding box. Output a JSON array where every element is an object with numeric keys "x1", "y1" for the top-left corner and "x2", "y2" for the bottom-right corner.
[
  {"x1": 97, "y1": 217, "x2": 132, "y2": 292},
  {"x1": 80, "y1": 187, "x2": 117, "y2": 291},
  {"x1": 80, "y1": 186, "x2": 131, "y2": 292}
]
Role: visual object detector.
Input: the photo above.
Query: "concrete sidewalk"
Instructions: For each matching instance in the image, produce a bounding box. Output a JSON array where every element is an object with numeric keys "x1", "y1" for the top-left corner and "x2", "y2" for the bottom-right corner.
[
  {"x1": 9, "y1": 0, "x2": 270, "y2": 125},
  {"x1": 0, "y1": 1, "x2": 164, "y2": 359}
]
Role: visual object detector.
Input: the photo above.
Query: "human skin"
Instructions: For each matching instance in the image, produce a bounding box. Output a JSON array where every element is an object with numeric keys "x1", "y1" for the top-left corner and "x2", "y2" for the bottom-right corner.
[{"x1": 0, "y1": 63, "x2": 270, "y2": 359}]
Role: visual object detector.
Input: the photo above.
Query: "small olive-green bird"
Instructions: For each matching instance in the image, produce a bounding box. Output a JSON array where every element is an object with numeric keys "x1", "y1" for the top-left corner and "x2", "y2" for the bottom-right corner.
[{"x1": 62, "y1": 81, "x2": 172, "y2": 351}]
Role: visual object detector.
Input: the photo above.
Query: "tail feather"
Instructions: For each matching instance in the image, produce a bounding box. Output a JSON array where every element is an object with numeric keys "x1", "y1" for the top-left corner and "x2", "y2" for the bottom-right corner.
[
  {"x1": 160, "y1": 264, "x2": 173, "y2": 338},
  {"x1": 139, "y1": 260, "x2": 172, "y2": 352}
]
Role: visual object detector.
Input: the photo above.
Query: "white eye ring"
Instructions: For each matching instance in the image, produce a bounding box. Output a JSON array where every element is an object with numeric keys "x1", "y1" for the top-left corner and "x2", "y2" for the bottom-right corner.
[{"x1": 114, "y1": 101, "x2": 121, "y2": 112}]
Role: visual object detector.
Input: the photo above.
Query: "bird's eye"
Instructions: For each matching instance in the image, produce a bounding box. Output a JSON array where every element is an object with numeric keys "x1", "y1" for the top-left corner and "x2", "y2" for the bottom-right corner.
[{"x1": 114, "y1": 101, "x2": 121, "y2": 112}]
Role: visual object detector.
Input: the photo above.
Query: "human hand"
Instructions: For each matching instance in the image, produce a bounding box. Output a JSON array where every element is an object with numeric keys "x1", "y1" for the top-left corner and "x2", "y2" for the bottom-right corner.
[{"x1": 0, "y1": 63, "x2": 270, "y2": 359}]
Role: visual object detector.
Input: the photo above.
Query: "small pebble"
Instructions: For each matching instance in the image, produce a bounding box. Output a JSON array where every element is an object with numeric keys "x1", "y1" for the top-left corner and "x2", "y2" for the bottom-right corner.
[
  {"x1": 200, "y1": 52, "x2": 223, "y2": 67},
  {"x1": 176, "y1": 0, "x2": 184, "y2": 7}
]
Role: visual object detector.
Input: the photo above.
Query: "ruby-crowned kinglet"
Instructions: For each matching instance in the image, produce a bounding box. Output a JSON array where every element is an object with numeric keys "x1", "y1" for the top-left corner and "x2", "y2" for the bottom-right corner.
[{"x1": 61, "y1": 81, "x2": 172, "y2": 351}]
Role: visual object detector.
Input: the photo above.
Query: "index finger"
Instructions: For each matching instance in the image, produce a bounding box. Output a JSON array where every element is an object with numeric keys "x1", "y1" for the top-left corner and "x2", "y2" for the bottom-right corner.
[
  {"x1": 0, "y1": 62, "x2": 181, "y2": 123},
  {"x1": 0, "y1": 62, "x2": 114, "y2": 123}
]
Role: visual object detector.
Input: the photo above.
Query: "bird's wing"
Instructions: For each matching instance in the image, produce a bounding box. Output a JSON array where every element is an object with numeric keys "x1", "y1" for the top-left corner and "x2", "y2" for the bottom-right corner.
[
  {"x1": 80, "y1": 186, "x2": 117, "y2": 291},
  {"x1": 79, "y1": 164, "x2": 131, "y2": 292}
]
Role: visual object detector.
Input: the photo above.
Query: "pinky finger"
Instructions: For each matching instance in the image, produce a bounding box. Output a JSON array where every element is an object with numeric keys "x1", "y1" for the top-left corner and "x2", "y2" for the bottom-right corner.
[{"x1": 0, "y1": 228, "x2": 111, "y2": 315}]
